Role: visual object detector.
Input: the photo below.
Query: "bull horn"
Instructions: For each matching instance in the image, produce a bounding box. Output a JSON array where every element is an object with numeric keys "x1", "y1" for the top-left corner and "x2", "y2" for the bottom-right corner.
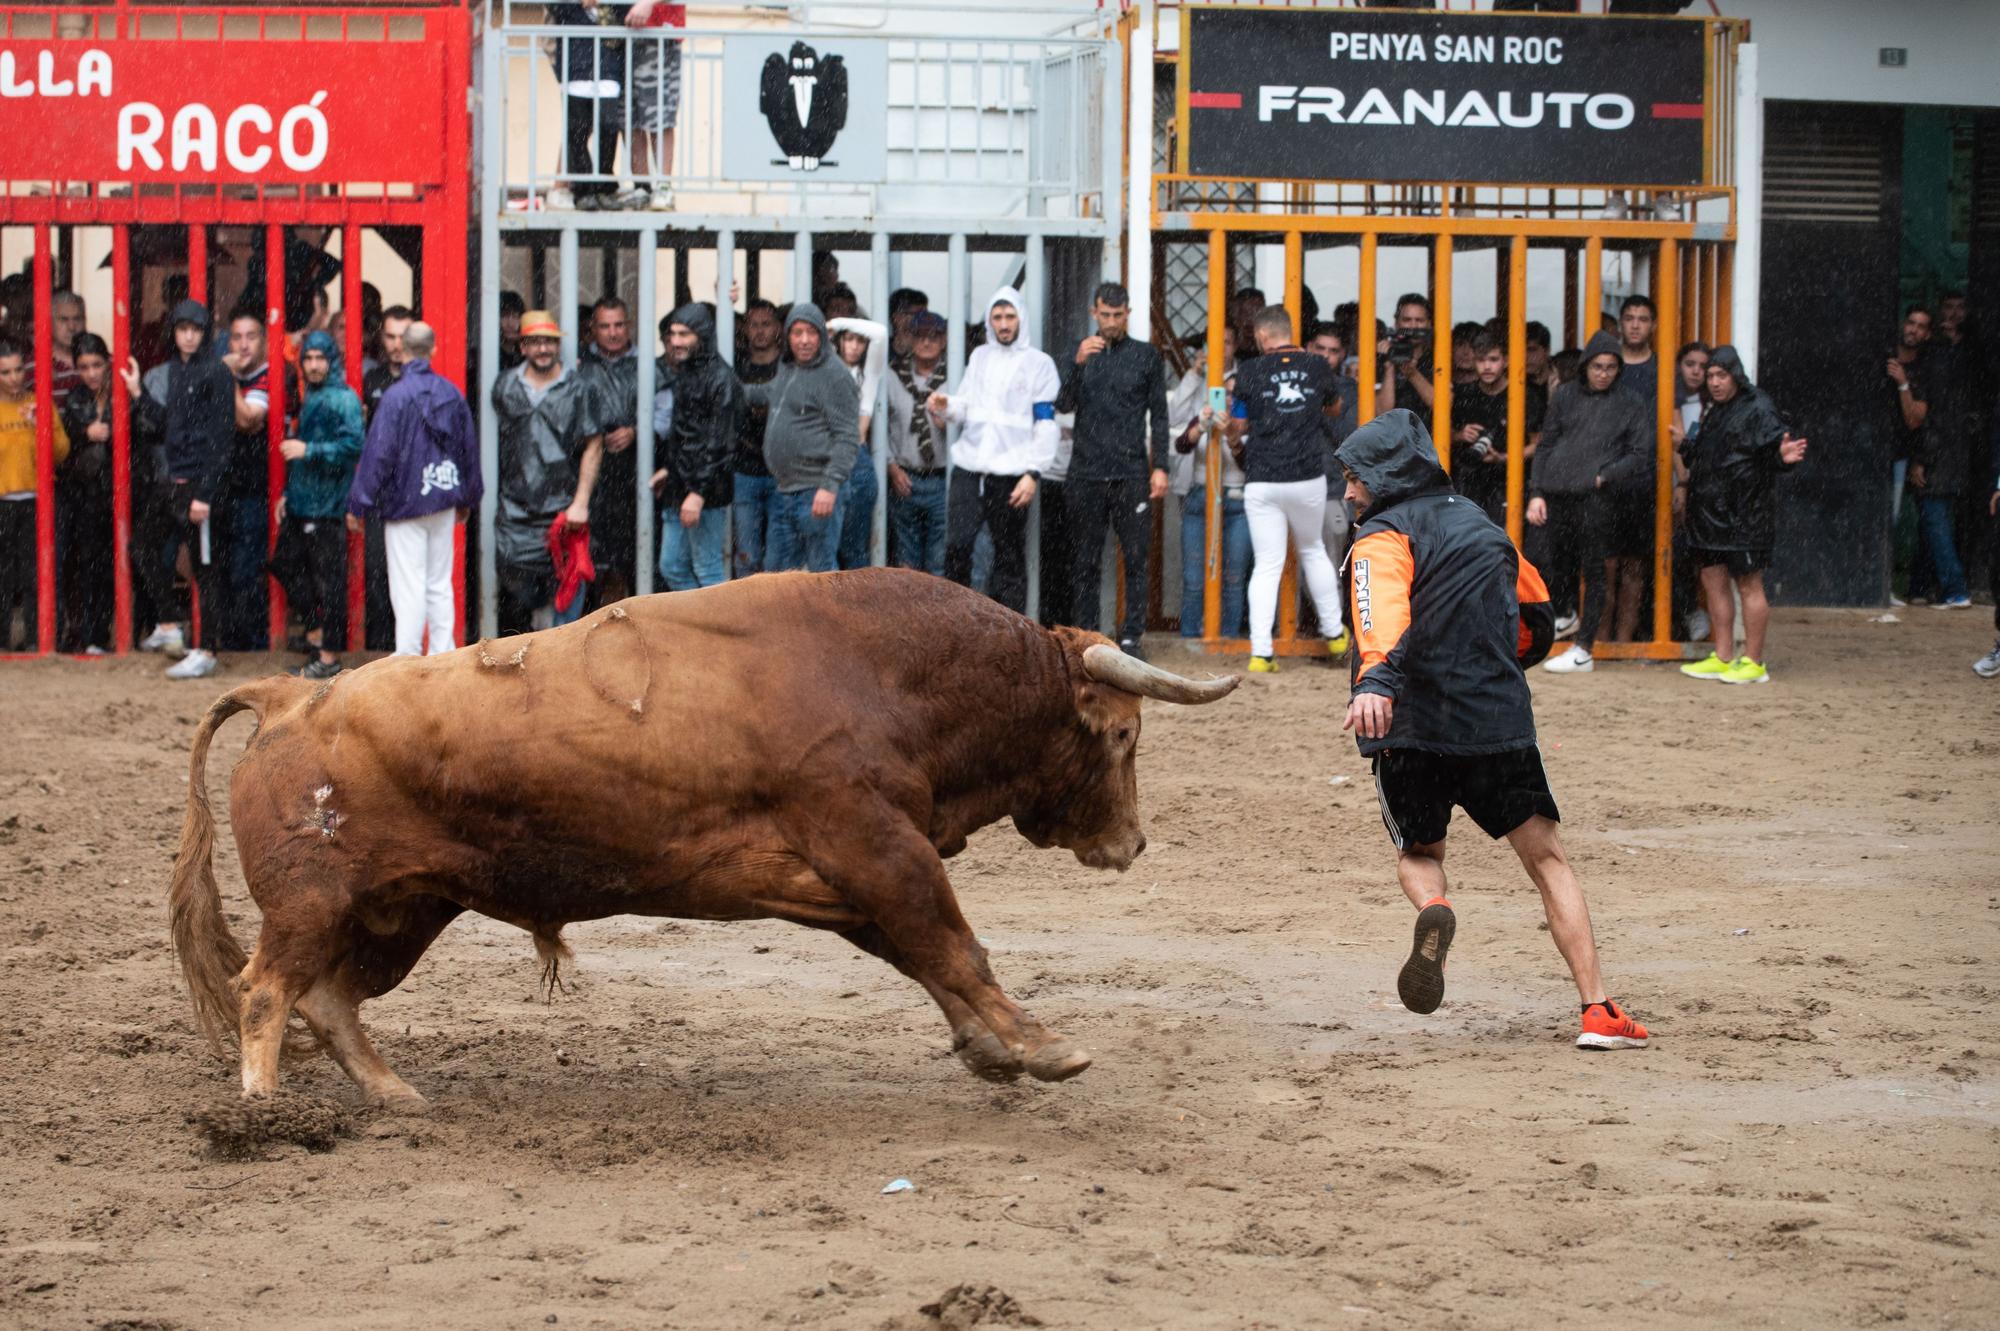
[{"x1": 1082, "y1": 643, "x2": 1239, "y2": 705}]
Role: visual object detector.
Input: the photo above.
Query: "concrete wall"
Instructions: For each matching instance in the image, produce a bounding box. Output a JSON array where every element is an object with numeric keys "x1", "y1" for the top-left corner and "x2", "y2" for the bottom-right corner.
[{"x1": 1726, "y1": 0, "x2": 2000, "y2": 109}]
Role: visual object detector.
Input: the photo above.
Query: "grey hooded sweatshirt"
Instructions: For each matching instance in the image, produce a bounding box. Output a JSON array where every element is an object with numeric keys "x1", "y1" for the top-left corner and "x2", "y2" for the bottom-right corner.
[{"x1": 744, "y1": 302, "x2": 862, "y2": 494}]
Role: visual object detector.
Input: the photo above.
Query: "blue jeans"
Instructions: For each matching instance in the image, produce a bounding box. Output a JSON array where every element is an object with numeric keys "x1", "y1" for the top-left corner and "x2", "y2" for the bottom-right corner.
[
  {"x1": 659, "y1": 506, "x2": 729, "y2": 591},
  {"x1": 837, "y1": 451, "x2": 878, "y2": 570},
  {"x1": 731, "y1": 472, "x2": 778, "y2": 579},
  {"x1": 765, "y1": 488, "x2": 842, "y2": 572},
  {"x1": 890, "y1": 472, "x2": 948, "y2": 575},
  {"x1": 1918, "y1": 496, "x2": 1968, "y2": 602},
  {"x1": 1179, "y1": 487, "x2": 1250, "y2": 638}
]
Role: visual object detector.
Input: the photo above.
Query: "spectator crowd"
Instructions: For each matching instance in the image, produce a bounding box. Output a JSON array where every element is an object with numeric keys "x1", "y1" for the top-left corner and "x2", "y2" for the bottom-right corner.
[{"x1": 1, "y1": 261, "x2": 1995, "y2": 684}]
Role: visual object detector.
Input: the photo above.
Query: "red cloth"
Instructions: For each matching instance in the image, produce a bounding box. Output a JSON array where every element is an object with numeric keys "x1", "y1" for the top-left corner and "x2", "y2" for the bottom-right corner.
[{"x1": 545, "y1": 513, "x2": 595, "y2": 613}]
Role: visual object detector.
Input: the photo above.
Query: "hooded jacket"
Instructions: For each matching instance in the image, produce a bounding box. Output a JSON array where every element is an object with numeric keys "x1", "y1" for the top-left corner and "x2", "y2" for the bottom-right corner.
[
  {"x1": 942, "y1": 287, "x2": 1061, "y2": 479},
  {"x1": 658, "y1": 303, "x2": 740, "y2": 508},
  {"x1": 490, "y1": 358, "x2": 600, "y2": 573},
  {"x1": 1337, "y1": 410, "x2": 1553, "y2": 758},
  {"x1": 1528, "y1": 331, "x2": 1654, "y2": 499},
  {"x1": 283, "y1": 331, "x2": 366, "y2": 520},
  {"x1": 744, "y1": 302, "x2": 862, "y2": 494},
  {"x1": 349, "y1": 358, "x2": 483, "y2": 524},
  {"x1": 1680, "y1": 345, "x2": 1799, "y2": 552},
  {"x1": 137, "y1": 299, "x2": 236, "y2": 504}
]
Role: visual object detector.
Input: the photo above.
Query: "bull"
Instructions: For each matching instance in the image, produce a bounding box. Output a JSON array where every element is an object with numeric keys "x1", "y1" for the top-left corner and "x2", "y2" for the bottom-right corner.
[{"x1": 168, "y1": 569, "x2": 1238, "y2": 1108}]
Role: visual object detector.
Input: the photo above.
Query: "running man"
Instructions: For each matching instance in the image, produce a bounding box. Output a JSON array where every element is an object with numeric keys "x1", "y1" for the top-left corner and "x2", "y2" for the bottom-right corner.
[{"x1": 1335, "y1": 409, "x2": 1650, "y2": 1051}]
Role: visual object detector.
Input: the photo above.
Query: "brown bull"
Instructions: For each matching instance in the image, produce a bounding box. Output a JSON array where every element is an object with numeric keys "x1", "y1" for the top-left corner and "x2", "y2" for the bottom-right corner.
[{"x1": 168, "y1": 568, "x2": 1237, "y2": 1108}]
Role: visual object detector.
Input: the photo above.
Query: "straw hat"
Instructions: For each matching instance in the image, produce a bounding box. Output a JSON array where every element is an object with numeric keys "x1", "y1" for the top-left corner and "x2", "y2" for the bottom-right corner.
[{"x1": 519, "y1": 309, "x2": 562, "y2": 341}]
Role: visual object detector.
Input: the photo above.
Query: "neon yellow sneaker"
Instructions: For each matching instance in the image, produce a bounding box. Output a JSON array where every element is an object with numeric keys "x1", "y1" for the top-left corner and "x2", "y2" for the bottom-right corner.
[
  {"x1": 1327, "y1": 631, "x2": 1351, "y2": 658},
  {"x1": 1247, "y1": 656, "x2": 1279, "y2": 673},
  {"x1": 1680, "y1": 651, "x2": 1731, "y2": 680},
  {"x1": 1720, "y1": 656, "x2": 1770, "y2": 685}
]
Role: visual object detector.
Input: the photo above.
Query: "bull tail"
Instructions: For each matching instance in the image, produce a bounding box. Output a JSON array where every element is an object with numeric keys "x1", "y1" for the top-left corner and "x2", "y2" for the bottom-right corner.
[{"x1": 167, "y1": 680, "x2": 300, "y2": 1060}]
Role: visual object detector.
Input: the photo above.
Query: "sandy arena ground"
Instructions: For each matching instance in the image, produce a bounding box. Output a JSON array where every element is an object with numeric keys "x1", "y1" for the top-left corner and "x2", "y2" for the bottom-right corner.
[{"x1": 1, "y1": 606, "x2": 1996, "y2": 1330}]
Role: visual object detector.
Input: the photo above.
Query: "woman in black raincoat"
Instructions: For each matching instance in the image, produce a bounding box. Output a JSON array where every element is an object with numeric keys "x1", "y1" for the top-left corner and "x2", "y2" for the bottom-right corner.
[{"x1": 1676, "y1": 345, "x2": 1808, "y2": 685}]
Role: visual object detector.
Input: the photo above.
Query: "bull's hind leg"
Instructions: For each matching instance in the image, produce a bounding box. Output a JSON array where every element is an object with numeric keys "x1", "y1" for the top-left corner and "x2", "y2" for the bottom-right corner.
[
  {"x1": 843, "y1": 924, "x2": 1022, "y2": 1083},
  {"x1": 820, "y1": 830, "x2": 1091, "y2": 1084},
  {"x1": 236, "y1": 922, "x2": 330, "y2": 1099},
  {"x1": 300, "y1": 892, "x2": 463, "y2": 1110}
]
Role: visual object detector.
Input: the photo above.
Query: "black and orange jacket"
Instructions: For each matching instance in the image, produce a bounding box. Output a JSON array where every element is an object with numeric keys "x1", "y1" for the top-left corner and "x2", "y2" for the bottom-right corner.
[{"x1": 1335, "y1": 410, "x2": 1554, "y2": 758}]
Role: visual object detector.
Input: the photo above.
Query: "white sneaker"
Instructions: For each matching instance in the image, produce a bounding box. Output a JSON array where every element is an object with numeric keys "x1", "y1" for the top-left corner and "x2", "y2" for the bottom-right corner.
[
  {"x1": 1888, "y1": 595, "x2": 1907, "y2": 608},
  {"x1": 138, "y1": 623, "x2": 184, "y2": 654},
  {"x1": 546, "y1": 185, "x2": 576, "y2": 210},
  {"x1": 1542, "y1": 645, "x2": 1594, "y2": 674},
  {"x1": 648, "y1": 183, "x2": 676, "y2": 212},
  {"x1": 612, "y1": 185, "x2": 651, "y2": 210},
  {"x1": 1936, "y1": 596, "x2": 1973, "y2": 609},
  {"x1": 1553, "y1": 613, "x2": 1579, "y2": 639},
  {"x1": 1975, "y1": 646, "x2": 2000, "y2": 679},
  {"x1": 165, "y1": 649, "x2": 217, "y2": 680}
]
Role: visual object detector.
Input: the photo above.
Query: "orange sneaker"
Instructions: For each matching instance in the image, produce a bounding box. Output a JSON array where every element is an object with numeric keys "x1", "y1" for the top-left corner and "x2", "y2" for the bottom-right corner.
[
  {"x1": 1577, "y1": 1000, "x2": 1650, "y2": 1050},
  {"x1": 1397, "y1": 898, "x2": 1455, "y2": 1014}
]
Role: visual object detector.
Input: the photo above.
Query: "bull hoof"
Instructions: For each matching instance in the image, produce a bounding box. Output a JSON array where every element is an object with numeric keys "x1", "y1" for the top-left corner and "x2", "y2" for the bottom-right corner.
[
  {"x1": 952, "y1": 1028, "x2": 1024, "y2": 1083},
  {"x1": 1023, "y1": 1040, "x2": 1092, "y2": 1082},
  {"x1": 369, "y1": 1090, "x2": 432, "y2": 1116}
]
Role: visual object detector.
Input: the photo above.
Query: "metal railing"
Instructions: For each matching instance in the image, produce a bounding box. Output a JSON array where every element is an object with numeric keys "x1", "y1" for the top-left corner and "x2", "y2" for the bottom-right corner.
[{"x1": 483, "y1": 1, "x2": 1119, "y2": 222}]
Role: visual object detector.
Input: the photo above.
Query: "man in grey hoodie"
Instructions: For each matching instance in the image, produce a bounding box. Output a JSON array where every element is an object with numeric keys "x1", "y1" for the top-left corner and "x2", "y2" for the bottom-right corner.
[
  {"x1": 743, "y1": 302, "x2": 860, "y2": 573},
  {"x1": 1524, "y1": 330, "x2": 1653, "y2": 673}
]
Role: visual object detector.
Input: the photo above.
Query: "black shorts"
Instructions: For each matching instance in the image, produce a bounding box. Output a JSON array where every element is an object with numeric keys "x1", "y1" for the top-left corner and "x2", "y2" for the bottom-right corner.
[
  {"x1": 1688, "y1": 546, "x2": 1770, "y2": 577},
  {"x1": 1371, "y1": 746, "x2": 1560, "y2": 851}
]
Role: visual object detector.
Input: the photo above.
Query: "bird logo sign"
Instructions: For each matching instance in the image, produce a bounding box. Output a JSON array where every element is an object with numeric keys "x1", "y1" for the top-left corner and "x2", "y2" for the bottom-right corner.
[{"x1": 759, "y1": 41, "x2": 848, "y2": 172}]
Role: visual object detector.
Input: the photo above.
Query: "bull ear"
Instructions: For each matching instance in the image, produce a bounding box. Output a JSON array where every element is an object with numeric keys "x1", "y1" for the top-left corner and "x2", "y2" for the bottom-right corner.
[{"x1": 1073, "y1": 680, "x2": 1134, "y2": 734}]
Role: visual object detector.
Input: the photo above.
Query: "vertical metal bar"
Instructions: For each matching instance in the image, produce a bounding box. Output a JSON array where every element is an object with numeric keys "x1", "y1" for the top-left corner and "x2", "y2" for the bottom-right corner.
[
  {"x1": 480, "y1": 22, "x2": 506, "y2": 640},
  {"x1": 188, "y1": 224, "x2": 208, "y2": 304},
  {"x1": 343, "y1": 220, "x2": 366, "y2": 651},
  {"x1": 1653, "y1": 238, "x2": 1679, "y2": 646},
  {"x1": 1432, "y1": 234, "x2": 1453, "y2": 476},
  {"x1": 32, "y1": 225, "x2": 56, "y2": 654},
  {"x1": 1202, "y1": 230, "x2": 1226, "y2": 647},
  {"x1": 715, "y1": 228, "x2": 736, "y2": 364},
  {"x1": 793, "y1": 230, "x2": 811, "y2": 307},
  {"x1": 870, "y1": 231, "x2": 891, "y2": 569},
  {"x1": 634, "y1": 226, "x2": 657, "y2": 597},
  {"x1": 559, "y1": 229, "x2": 579, "y2": 367},
  {"x1": 1582, "y1": 235, "x2": 1603, "y2": 350},
  {"x1": 946, "y1": 231, "x2": 968, "y2": 418},
  {"x1": 265, "y1": 222, "x2": 289, "y2": 651},
  {"x1": 1505, "y1": 235, "x2": 1528, "y2": 552},
  {"x1": 1563, "y1": 244, "x2": 1580, "y2": 351},
  {"x1": 1357, "y1": 233, "x2": 1378, "y2": 421},
  {"x1": 111, "y1": 225, "x2": 133, "y2": 654},
  {"x1": 1716, "y1": 244, "x2": 1734, "y2": 347},
  {"x1": 1022, "y1": 234, "x2": 1044, "y2": 619}
]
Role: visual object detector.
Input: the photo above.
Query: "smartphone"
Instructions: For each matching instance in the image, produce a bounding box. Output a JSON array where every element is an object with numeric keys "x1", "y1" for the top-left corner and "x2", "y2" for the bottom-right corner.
[{"x1": 1207, "y1": 386, "x2": 1227, "y2": 415}]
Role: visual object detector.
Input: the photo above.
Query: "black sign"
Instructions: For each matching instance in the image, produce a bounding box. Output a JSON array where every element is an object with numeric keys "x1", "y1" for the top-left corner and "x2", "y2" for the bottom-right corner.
[{"x1": 1183, "y1": 8, "x2": 1708, "y2": 187}]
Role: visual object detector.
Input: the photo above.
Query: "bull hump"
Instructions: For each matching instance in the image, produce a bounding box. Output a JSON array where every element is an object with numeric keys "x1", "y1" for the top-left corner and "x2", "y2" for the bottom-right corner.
[{"x1": 583, "y1": 606, "x2": 654, "y2": 717}]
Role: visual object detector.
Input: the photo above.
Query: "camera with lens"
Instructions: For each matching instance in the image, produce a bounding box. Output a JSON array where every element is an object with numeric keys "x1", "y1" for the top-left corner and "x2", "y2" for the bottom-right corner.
[
  {"x1": 1470, "y1": 429, "x2": 1498, "y2": 461},
  {"x1": 1385, "y1": 329, "x2": 1423, "y2": 366}
]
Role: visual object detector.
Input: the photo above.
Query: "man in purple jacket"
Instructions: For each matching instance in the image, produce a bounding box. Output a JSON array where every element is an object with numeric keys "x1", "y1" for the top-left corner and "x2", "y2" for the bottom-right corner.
[{"x1": 347, "y1": 322, "x2": 482, "y2": 655}]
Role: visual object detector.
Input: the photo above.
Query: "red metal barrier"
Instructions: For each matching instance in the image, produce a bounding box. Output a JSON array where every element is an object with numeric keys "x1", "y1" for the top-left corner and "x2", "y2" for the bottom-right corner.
[{"x1": 1, "y1": 5, "x2": 471, "y2": 658}]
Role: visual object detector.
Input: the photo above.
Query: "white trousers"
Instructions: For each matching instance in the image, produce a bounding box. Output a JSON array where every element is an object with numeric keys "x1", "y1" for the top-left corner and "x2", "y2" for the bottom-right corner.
[
  {"x1": 1245, "y1": 477, "x2": 1344, "y2": 657},
  {"x1": 384, "y1": 508, "x2": 457, "y2": 656}
]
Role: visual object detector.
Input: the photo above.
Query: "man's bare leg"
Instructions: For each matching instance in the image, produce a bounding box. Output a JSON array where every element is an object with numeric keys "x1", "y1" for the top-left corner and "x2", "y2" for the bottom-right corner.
[
  {"x1": 1395, "y1": 839, "x2": 1448, "y2": 908},
  {"x1": 1738, "y1": 571, "x2": 1771, "y2": 663},
  {"x1": 1699, "y1": 564, "x2": 1735, "y2": 661},
  {"x1": 1504, "y1": 814, "x2": 1606, "y2": 1004}
]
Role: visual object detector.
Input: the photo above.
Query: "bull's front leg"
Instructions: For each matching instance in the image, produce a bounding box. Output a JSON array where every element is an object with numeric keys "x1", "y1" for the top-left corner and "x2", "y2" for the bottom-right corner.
[
  {"x1": 842, "y1": 924, "x2": 1022, "y2": 1083},
  {"x1": 819, "y1": 830, "x2": 1092, "y2": 1084}
]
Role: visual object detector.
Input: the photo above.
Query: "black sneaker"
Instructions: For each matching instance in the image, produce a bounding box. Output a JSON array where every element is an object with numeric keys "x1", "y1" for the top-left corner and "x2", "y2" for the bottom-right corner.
[
  {"x1": 1397, "y1": 900, "x2": 1456, "y2": 1014},
  {"x1": 296, "y1": 657, "x2": 344, "y2": 680},
  {"x1": 1118, "y1": 636, "x2": 1147, "y2": 662}
]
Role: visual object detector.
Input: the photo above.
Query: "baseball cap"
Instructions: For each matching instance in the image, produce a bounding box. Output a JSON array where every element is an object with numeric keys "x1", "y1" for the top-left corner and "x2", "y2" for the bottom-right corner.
[{"x1": 909, "y1": 311, "x2": 947, "y2": 337}]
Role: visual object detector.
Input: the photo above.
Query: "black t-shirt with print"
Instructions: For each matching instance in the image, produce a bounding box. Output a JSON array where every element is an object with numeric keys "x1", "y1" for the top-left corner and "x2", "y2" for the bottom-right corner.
[{"x1": 1232, "y1": 349, "x2": 1337, "y2": 485}]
